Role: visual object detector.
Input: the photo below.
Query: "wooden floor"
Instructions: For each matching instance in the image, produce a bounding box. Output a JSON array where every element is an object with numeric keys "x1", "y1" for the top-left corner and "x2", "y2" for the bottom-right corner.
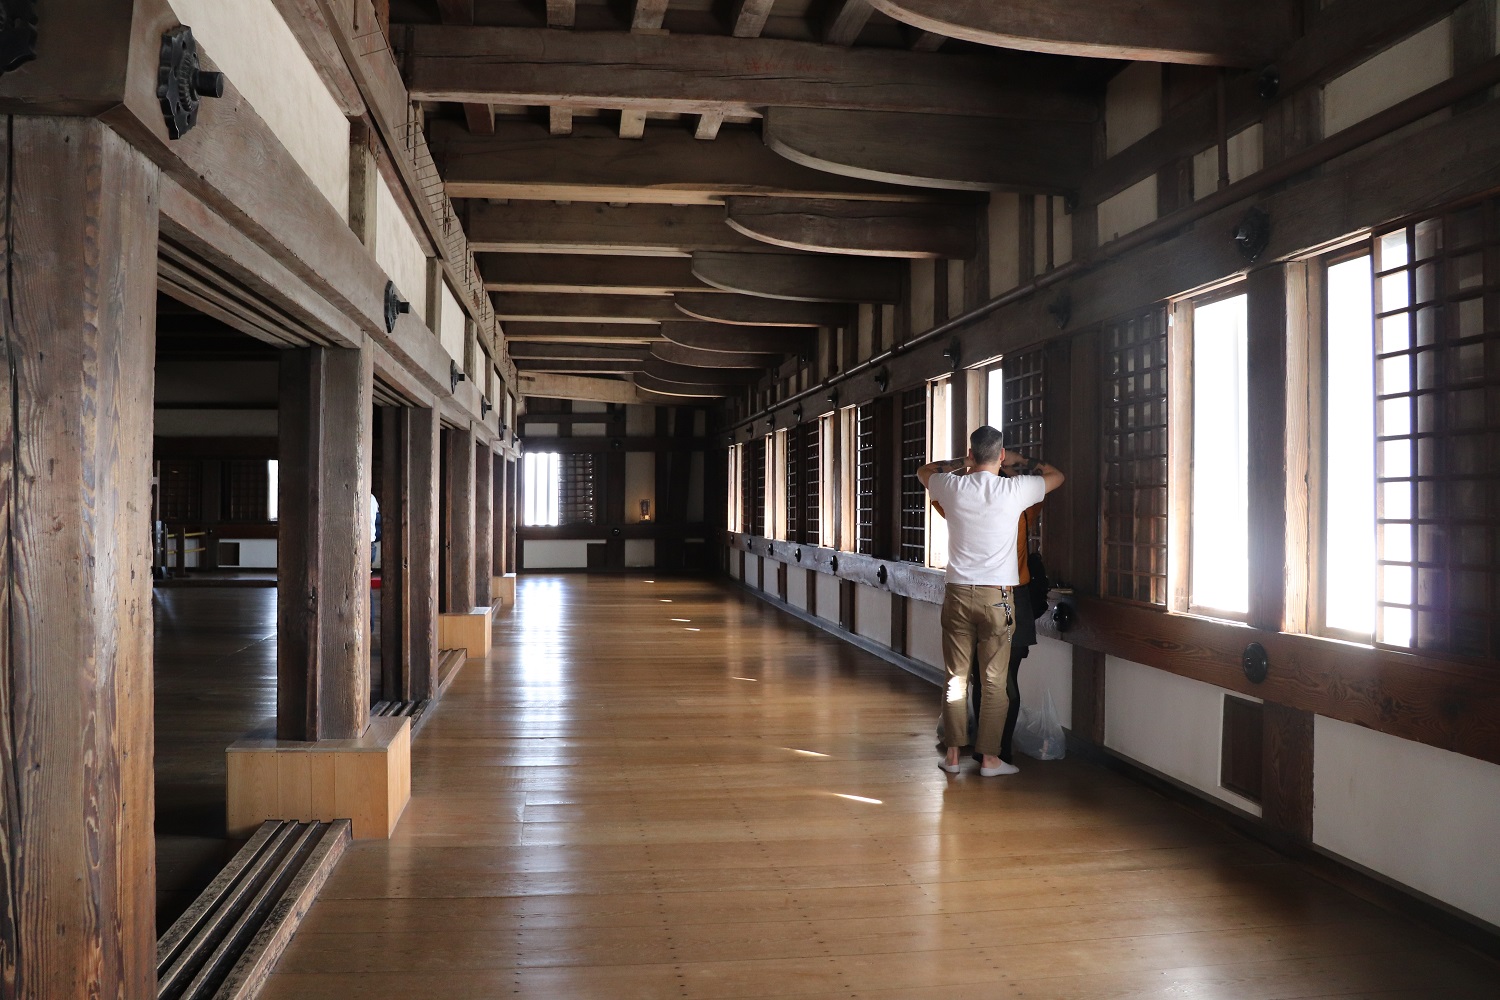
[{"x1": 252, "y1": 575, "x2": 1500, "y2": 999}]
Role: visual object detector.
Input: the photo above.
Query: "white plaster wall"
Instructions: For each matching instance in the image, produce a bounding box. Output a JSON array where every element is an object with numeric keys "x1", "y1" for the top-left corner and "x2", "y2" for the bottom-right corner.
[
  {"x1": 1106, "y1": 62, "x2": 1162, "y2": 157},
  {"x1": 748, "y1": 554, "x2": 764, "y2": 590},
  {"x1": 728, "y1": 550, "x2": 741, "y2": 580},
  {"x1": 854, "y1": 584, "x2": 892, "y2": 647},
  {"x1": 528, "y1": 422, "x2": 559, "y2": 437},
  {"x1": 1104, "y1": 656, "x2": 1262, "y2": 816},
  {"x1": 573, "y1": 422, "x2": 607, "y2": 437},
  {"x1": 575, "y1": 401, "x2": 608, "y2": 414},
  {"x1": 1097, "y1": 175, "x2": 1158, "y2": 244},
  {"x1": 626, "y1": 452, "x2": 656, "y2": 523},
  {"x1": 626, "y1": 404, "x2": 656, "y2": 435},
  {"x1": 1053, "y1": 196, "x2": 1074, "y2": 267},
  {"x1": 815, "y1": 572, "x2": 842, "y2": 624},
  {"x1": 987, "y1": 194, "x2": 1021, "y2": 296},
  {"x1": 1314, "y1": 716, "x2": 1500, "y2": 926},
  {"x1": 220, "y1": 538, "x2": 278, "y2": 569},
  {"x1": 908, "y1": 598, "x2": 944, "y2": 670},
  {"x1": 624, "y1": 539, "x2": 655, "y2": 568},
  {"x1": 1019, "y1": 636, "x2": 1073, "y2": 730},
  {"x1": 439, "y1": 280, "x2": 464, "y2": 365},
  {"x1": 376, "y1": 175, "x2": 429, "y2": 321},
  {"x1": 787, "y1": 566, "x2": 809, "y2": 610},
  {"x1": 1323, "y1": 18, "x2": 1453, "y2": 135},
  {"x1": 171, "y1": 0, "x2": 350, "y2": 219},
  {"x1": 524, "y1": 539, "x2": 594, "y2": 568},
  {"x1": 1192, "y1": 124, "x2": 1264, "y2": 201},
  {"x1": 910, "y1": 259, "x2": 936, "y2": 333}
]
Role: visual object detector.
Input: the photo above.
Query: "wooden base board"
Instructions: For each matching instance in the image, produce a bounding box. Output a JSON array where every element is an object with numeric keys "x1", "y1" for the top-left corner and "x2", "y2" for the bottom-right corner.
[
  {"x1": 493, "y1": 572, "x2": 517, "y2": 608},
  {"x1": 225, "y1": 717, "x2": 412, "y2": 840},
  {"x1": 438, "y1": 604, "x2": 495, "y2": 658}
]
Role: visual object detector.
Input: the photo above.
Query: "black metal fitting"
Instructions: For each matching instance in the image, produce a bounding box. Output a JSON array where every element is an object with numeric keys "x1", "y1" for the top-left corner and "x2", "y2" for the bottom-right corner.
[
  {"x1": 158, "y1": 26, "x2": 225, "y2": 139},
  {"x1": 1233, "y1": 206, "x2": 1271, "y2": 263},
  {"x1": 1242, "y1": 642, "x2": 1269, "y2": 684},
  {"x1": 384, "y1": 281, "x2": 411, "y2": 333},
  {"x1": 449, "y1": 359, "x2": 466, "y2": 392}
]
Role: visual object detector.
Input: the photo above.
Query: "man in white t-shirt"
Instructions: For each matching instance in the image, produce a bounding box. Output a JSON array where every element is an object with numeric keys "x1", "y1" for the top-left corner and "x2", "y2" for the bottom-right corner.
[{"x1": 919, "y1": 425, "x2": 1065, "y2": 776}]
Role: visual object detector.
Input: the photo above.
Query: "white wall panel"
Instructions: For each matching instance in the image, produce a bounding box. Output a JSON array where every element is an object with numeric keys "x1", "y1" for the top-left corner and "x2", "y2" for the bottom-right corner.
[
  {"x1": 1314, "y1": 716, "x2": 1500, "y2": 925},
  {"x1": 1105, "y1": 62, "x2": 1162, "y2": 156},
  {"x1": 439, "y1": 280, "x2": 464, "y2": 365},
  {"x1": 1192, "y1": 125, "x2": 1264, "y2": 200},
  {"x1": 787, "y1": 567, "x2": 809, "y2": 610},
  {"x1": 1323, "y1": 18, "x2": 1452, "y2": 135},
  {"x1": 854, "y1": 585, "x2": 891, "y2": 647},
  {"x1": 1104, "y1": 657, "x2": 1262, "y2": 816},
  {"x1": 624, "y1": 539, "x2": 655, "y2": 568},
  {"x1": 171, "y1": 0, "x2": 350, "y2": 218},
  {"x1": 987, "y1": 194, "x2": 1021, "y2": 296},
  {"x1": 523, "y1": 539, "x2": 595, "y2": 568},
  {"x1": 908, "y1": 598, "x2": 944, "y2": 670},
  {"x1": 815, "y1": 572, "x2": 841, "y2": 623},
  {"x1": 1097, "y1": 175, "x2": 1158, "y2": 244},
  {"x1": 376, "y1": 175, "x2": 429, "y2": 321},
  {"x1": 1019, "y1": 636, "x2": 1073, "y2": 730}
]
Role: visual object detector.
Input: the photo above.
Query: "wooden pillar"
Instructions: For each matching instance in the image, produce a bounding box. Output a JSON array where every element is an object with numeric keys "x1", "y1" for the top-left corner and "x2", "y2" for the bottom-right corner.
[
  {"x1": 0, "y1": 116, "x2": 159, "y2": 1000},
  {"x1": 474, "y1": 441, "x2": 494, "y2": 607},
  {"x1": 409, "y1": 407, "x2": 441, "y2": 699},
  {"x1": 505, "y1": 457, "x2": 518, "y2": 573},
  {"x1": 379, "y1": 407, "x2": 411, "y2": 700},
  {"x1": 1246, "y1": 265, "x2": 1292, "y2": 631},
  {"x1": 1071, "y1": 646, "x2": 1107, "y2": 745},
  {"x1": 442, "y1": 425, "x2": 477, "y2": 612},
  {"x1": 1261, "y1": 703, "x2": 1315, "y2": 841},
  {"x1": 278, "y1": 346, "x2": 374, "y2": 741},
  {"x1": 492, "y1": 454, "x2": 506, "y2": 578}
]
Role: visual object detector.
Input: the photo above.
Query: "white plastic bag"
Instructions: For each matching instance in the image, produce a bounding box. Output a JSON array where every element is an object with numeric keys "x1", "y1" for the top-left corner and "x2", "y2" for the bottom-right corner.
[{"x1": 1013, "y1": 689, "x2": 1066, "y2": 760}]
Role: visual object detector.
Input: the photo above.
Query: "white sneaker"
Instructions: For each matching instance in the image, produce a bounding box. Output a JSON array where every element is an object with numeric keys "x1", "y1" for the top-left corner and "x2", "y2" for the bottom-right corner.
[{"x1": 980, "y1": 761, "x2": 1020, "y2": 777}]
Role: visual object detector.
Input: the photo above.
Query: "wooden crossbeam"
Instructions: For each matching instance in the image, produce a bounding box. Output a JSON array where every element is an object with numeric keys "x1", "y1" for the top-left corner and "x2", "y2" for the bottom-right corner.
[
  {"x1": 549, "y1": 106, "x2": 574, "y2": 136},
  {"x1": 731, "y1": 0, "x2": 778, "y2": 38},
  {"x1": 619, "y1": 109, "x2": 648, "y2": 139},
  {"x1": 674, "y1": 292, "x2": 850, "y2": 327},
  {"x1": 632, "y1": 0, "x2": 671, "y2": 31},
  {"x1": 634, "y1": 372, "x2": 734, "y2": 398},
  {"x1": 516, "y1": 359, "x2": 644, "y2": 374},
  {"x1": 494, "y1": 293, "x2": 682, "y2": 323},
  {"x1": 865, "y1": 0, "x2": 1296, "y2": 66},
  {"x1": 650, "y1": 342, "x2": 782, "y2": 368},
  {"x1": 662, "y1": 322, "x2": 815, "y2": 354},
  {"x1": 690, "y1": 251, "x2": 903, "y2": 303},
  {"x1": 430, "y1": 119, "x2": 944, "y2": 204},
  {"x1": 724, "y1": 196, "x2": 978, "y2": 259},
  {"x1": 546, "y1": 0, "x2": 576, "y2": 28},
  {"x1": 466, "y1": 202, "x2": 773, "y2": 254},
  {"x1": 502, "y1": 322, "x2": 665, "y2": 343},
  {"x1": 481, "y1": 254, "x2": 715, "y2": 295},
  {"x1": 405, "y1": 25, "x2": 1098, "y2": 121},
  {"x1": 509, "y1": 343, "x2": 653, "y2": 361},
  {"x1": 763, "y1": 107, "x2": 1090, "y2": 193},
  {"x1": 642, "y1": 357, "x2": 761, "y2": 385},
  {"x1": 824, "y1": 0, "x2": 875, "y2": 44},
  {"x1": 462, "y1": 103, "x2": 495, "y2": 134}
]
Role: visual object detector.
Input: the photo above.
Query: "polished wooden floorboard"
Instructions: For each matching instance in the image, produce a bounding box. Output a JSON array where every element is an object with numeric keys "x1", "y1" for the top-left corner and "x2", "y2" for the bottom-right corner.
[{"x1": 258, "y1": 576, "x2": 1500, "y2": 999}]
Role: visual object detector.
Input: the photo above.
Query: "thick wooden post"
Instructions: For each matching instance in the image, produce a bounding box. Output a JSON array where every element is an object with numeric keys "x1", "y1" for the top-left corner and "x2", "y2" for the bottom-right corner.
[
  {"x1": 379, "y1": 407, "x2": 411, "y2": 700},
  {"x1": 492, "y1": 456, "x2": 507, "y2": 578},
  {"x1": 1246, "y1": 265, "x2": 1294, "y2": 632},
  {"x1": 474, "y1": 442, "x2": 494, "y2": 606},
  {"x1": 409, "y1": 407, "x2": 441, "y2": 698},
  {"x1": 442, "y1": 425, "x2": 477, "y2": 612},
  {"x1": 278, "y1": 346, "x2": 373, "y2": 741},
  {"x1": 0, "y1": 116, "x2": 159, "y2": 1000}
]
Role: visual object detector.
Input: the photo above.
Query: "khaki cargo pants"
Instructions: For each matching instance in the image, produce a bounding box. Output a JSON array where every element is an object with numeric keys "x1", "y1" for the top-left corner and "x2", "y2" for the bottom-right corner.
[{"x1": 940, "y1": 584, "x2": 1015, "y2": 756}]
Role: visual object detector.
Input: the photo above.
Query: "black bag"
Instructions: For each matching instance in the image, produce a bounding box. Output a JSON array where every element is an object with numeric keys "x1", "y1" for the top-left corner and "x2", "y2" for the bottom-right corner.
[{"x1": 1026, "y1": 550, "x2": 1049, "y2": 619}]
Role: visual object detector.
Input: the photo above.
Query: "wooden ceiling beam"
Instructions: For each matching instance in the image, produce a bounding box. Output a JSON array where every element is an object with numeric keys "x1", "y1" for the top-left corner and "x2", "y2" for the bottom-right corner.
[
  {"x1": 634, "y1": 372, "x2": 735, "y2": 398},
  {"x1": 674, "y1": 292, "x2": 851, "y2": 328},
  {"x1": 509, "y1": 343, "x2": 653, "y2": 362},
  {"x1": 724, "y1": 197, "x2": 978, "y2": 259},
  {"x1": 545, "y1": 0, "x2": 576, "y2": 28},
  {"x1": 516, "y1": 359, "x2": 644, "y2": 374},
  {"x1": 503, "y1": 321, "x2": 664, "y2": 343},
  {"x1": 662, "y1": 322, "x2": 815, "y2": 353},
  {"x1": 731, "y1": 0, "x2": 777, "y2": 38},
  {"x1": 650, "y1": 342, "x2": 782, "y2": 368},
  {"x1": 517, "y1": 372, "x2": 651, "y2": 404},
  {"x1": 405, "y1": 25, "x2": 1098, "y2": 121},
  {"x1": 494, "y1": 293, "x2": 683, "y2": 323},
  {"x1": 466, "y1": 201, "x2": 776, "y2": 254},
  {"x1": 431, "y1": 119, "x2": 942, "y2": 205},
  {"x1": 482, "y1": 254, "x2": 715, "y2": 295},
  {"x1": 764, "y1": 107, "x2": 1090, "y2": 193},
  {"x1": 824, "y1": 0, "x2": 875, "y2": 45},
  {"x1": 548, "y1": 106, "x2": 573, "y2": 136},
  {"x1": 642, "y1": 359, "x2": 760, "y2": 385},
  {"x1": 865, "y1": 0, "x2": 1296, "y2": 67},
  {"x1": 632, "y1": 0, "x2": 670, "y2": 32},
  {"x1": 690, "y1": 251, "x2": 903, "y2": 303}
]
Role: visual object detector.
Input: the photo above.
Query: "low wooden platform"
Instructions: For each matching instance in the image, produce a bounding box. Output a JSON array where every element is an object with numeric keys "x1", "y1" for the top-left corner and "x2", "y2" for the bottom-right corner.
[{"x1": 254, "y1": 576, "x2": 1500, "y2": 998}]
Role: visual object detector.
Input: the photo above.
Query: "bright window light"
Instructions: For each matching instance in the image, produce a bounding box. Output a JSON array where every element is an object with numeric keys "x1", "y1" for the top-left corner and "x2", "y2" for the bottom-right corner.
[
  {"x1": 986, "y1": 367, "x2": 1004, "y2": 429},
  {"x1": 523, "y1": 452, "x2": 560, "y2": 526},
  {"x1": 1191, "y1": 294, "x2": 1249, "y2": 615},
  {"x1": 1325, "y1": 255, "x2": 1376, "y2": 637},
  {"x1": 266, "y1": 459, "x2": 279, "y2": 522},
  {"x1": 928, "y1": 376, "x2": 952, "y2": 569}
]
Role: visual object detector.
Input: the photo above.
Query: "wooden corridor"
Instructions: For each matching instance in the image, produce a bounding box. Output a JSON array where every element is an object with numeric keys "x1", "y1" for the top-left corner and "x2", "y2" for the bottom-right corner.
[{"x1": 259, "y1": 576, "x2": 1500, "y2": 999}]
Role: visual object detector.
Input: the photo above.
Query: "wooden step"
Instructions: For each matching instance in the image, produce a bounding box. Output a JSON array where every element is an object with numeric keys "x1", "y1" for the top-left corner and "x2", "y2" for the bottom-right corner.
[{"x1": 156, "y1": 819, "x2": 350, "y2": 1000}]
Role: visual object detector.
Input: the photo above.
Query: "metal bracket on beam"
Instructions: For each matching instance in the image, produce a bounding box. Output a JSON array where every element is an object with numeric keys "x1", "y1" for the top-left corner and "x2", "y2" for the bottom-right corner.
[{"x1": 157, "y1": 26, "x2": 225, "y2": 139}]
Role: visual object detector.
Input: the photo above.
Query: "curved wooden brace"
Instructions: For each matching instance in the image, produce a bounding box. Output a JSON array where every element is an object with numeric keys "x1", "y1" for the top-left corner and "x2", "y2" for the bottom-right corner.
[
  {"x1": 763, "y1": 107, "x2": 1091, "y2": 194},
  {"x1": 662, "y1": 322, "x2": 814, "y2": 354},
  {"x1": 634, "y1": 372, "x2": 735, "y2": 398},
  {"x1": 641, "y1": 358, "x2": 761, "y2": 386},
  {"x1": 674, "y1": 291, "x2": 851, "y2": 327},
  {"x1": 864, "y1": 0, "x2": 1293, "y2": 67},
  {"x1": 724, "y1": 197, "x2": 977, "y2": 259},
  {"x1": 650, "y1": 342, "x2": 781, "y2": 369},
  {"x1": 690, "y1": 251, "x2": 903, "y2": 303}
]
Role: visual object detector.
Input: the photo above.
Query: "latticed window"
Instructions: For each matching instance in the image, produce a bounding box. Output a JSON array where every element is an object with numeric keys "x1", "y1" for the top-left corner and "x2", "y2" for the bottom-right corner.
[
  {"x1": 558, "y1": 453, "x2": 597, "y2": 525},
  {"x1": 1102, "y1": 307, "x2": 1169, "y2": 604},
  {"x1": 803, "y1": 422, "x2": 821, "y2": 547},
  {"x1": 223, "y1": 460, "x2": 270, "y2": 521},
  {"x1": 786, "y1": 426, "x2": 802, "y2": 542},
  {"x1": 748, "y1": 437, "x2": 766, "y2": 537},
  {"x1": 158, "y1": 460, "x2": 201, "y2": 521},
  {"x1": 855, "y1": 402, "x2": 878, "y2": 555},
  {"x1": 1002, "y1": 348, "x2": 1046, "y2": 548},
  {"x1": 899, "y1": 387, "x2": 927, "y2": 563},
  {"x1": 740, "y1": 440, "x2": 755, "y2": 535},
  {"x1": 1367, "y1": 202, "x2": 1499, "y2": 658}
]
